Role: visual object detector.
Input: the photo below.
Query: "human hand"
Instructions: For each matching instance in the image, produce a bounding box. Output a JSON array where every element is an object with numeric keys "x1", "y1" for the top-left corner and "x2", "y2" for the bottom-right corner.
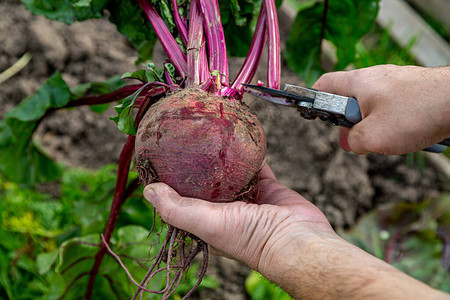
[
  {"x1": 143, "y1": 164, "x2": 448, "y2": 299},
  {"x1": 143, "y1": 164, "x2": 336, "y2": 292},
  {"x1": 313, "y1": 65, "x2": 450, "y2": 155}
]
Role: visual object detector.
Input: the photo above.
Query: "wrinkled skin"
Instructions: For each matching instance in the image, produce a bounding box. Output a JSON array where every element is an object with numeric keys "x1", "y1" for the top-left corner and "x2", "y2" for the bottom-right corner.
[{"x1": 144, "y1": 164, "x2": 448, "y2": 299}]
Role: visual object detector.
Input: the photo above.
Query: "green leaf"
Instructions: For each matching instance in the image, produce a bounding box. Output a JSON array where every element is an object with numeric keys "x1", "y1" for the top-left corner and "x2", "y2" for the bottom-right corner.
[
  {"x1": 339, "y1": 196, "x2": 450, "y2": 293},
  {"x1": 0, "y1": 72, "x2": 131, "y2": 186},
  {"x1": 110, "y1": 84, "x2": 148, "y2": 135},
  {"x1": 70, "y1": 75, "x2": 124, "y2": 98},
  {"x1": 22, "y1": 0, "x2": 109, "y2": 24},
  {"x1": 121, "y1": 68, "x2": 161, "y2": 84},
  {"x1": 285, "y1": 0, "x2": 380, "y2": 86},
  {"x1": 151, "y1": 0, "x2": 176, "y2": 33},
  {"x1": 285, "y1": 2, "x2": 323, "y2": 86},
  {"x1": 246, "y1": 271, "x2": 292, "y2": 300},
  {"x1": 70, "y1": 75, "x2": 125, "y2": 114},
  {"x1": 37, "y1": 250, "x2": 59, "y2": 275},
  {"x1": 117, "y1": 107, "x2": 136, "y2": 136},
  {"x1": 106, "y1": 0, "x2": 158, "y2": 63},
  {"x1": 0, "y1": 265, "x2": 14, "y2": 299},
  {"x1": 55, "y1": 235, "x2": 99, "y2": 274},
  {"x1": 164, "y1": 63, "x2": 176, "y2": 82},
  {"x1": 0, "y1": 72, "x2": 72, "y2": 186},
  {"x1": 219, "y1": 0, "x2": 263, "y2": 57},
  {"x1": 61, "y1": 165, "x2": 117, "y2": 235},
  {"x1": 89, "y1": 103, "x2": 111, "y2": 114},
  {"x1": 327, "y1": 0, "x2": 380, "y2": 70},
  {"x1": 6, "y1": 72, "x2": 72, "y2": 123}
]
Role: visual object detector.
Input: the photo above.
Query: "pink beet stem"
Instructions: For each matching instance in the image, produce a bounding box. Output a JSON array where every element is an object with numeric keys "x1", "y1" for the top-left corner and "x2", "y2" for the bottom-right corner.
[
  {"x1": 198, "y1": 0, "x2": 229, "y2": 86},
  {"x1": 228, "y1": 3, "x2": 268, "y2": 96},
  {"x1": 138, "y1": 0, "x2": 188, "y2": 79},
  {"x1": 187, "y1": 0, "x2": 209, "y2": 86},
  {"x1": 265, "y1": 0, "x2": 281, "y2": 89},
  {"x1": 171, "y1": 0, "x2": 189, "y2": 44}
]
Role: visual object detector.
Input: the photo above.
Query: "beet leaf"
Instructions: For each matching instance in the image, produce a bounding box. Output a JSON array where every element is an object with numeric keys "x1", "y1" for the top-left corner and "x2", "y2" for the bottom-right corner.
[{"x1": 285, "y1": 0, "x2": 380, "y2": 85}]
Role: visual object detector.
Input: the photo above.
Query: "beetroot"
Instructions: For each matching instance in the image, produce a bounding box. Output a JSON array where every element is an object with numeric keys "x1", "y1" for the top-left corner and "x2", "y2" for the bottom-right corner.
[
  {"x1": 91, "y1": 0, "x2": 281, "y2": 298},
  {"x1": 135, "y1": 88, "x2": 266, "y2": 202}
]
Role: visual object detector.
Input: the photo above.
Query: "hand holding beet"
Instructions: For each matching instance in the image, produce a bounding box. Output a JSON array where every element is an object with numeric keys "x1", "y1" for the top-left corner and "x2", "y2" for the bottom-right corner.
[
  {"x1": 313, "y1": 65, "x2": 450, "y2": 155},
  {"x1": 144, "y1": 164, "x2": 449, "y2": 299},
  {"x1": 144, "y1": 164, "x2": 333, "y2": 270}
]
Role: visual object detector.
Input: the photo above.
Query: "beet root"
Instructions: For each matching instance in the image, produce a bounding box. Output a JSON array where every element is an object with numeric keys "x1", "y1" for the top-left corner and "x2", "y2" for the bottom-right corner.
[
  {"x1": 130, "y1": 88, "x2": 266, "y2": 299},
  {"x1": 135, "y1": 88, "x2": 266, "y2": 202}
]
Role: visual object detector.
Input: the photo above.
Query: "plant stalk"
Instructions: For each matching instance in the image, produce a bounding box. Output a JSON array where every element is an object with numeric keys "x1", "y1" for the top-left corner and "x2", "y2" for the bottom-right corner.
[
  {"x1": 86, "y1": 135, "x2": 136, "y2": 299},
  {"x1": 171, "y1": 0, "x2": 188, "y2": 44},
  {"x1": 228, "y1": 3, "x2": 268, "y2": 96},
  {"x1": 187, "y1": 0, "x2": 209, "y2": 86},
  {"x1": 265, "y1": 0, "x2": 281, "y2": 89},
  {"x1": 65, "y1": 84, "x2": 142, "y2": 108},
  {"x1": 138, "y1": 0, "x2": 188, "y2": 79},
  {"x1": 198, "y1": 0, "x2": 229, "y2": 86}
]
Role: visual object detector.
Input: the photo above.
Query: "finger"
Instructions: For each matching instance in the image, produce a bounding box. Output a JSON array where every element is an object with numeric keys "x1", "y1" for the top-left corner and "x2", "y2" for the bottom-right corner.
[
  {"x1": 256, "y1": 178, "x2": 310, "y2": 207},
  {"x1": 339, "y1": 127, "x2": 351, "y2": 152},
  {"x1": 259, "y1": 163, "x2": 277, "y2": 180},
  {"x1": 143, "y1": 183, "x2": 236, "y2": 245},
  {"x1": 346, "y1": 116, "x2": 376, "y2": 155},
  {"x1": 312, "y1": 71, "x2": 353, "y2": 96},
  {"x1": 143, "y1": 182, "x2": 283, "y2": 269}
]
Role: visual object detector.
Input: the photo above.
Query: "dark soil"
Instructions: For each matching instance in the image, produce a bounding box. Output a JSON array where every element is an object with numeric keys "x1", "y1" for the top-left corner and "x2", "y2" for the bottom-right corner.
[{"x1": 0, "y1": 1, "x2": 446, "y2": 299}]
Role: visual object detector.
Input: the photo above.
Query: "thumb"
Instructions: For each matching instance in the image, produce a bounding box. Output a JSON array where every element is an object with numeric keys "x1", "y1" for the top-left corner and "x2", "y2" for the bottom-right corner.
[
  {"x1": 345, "y1": 115, "x2": 384, "y2": 154},
  {"x1": 143, "y1": 183, "x2": 227, "y2": 244},
  {"x1": 340, "y1": 125, "x2": 370, "y2": 154}
]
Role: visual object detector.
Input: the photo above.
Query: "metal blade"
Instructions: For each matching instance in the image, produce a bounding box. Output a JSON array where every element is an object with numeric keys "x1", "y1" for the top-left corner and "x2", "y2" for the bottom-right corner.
[
  {"x1": 245, "y1": 90, "x2": 294, "y2": 106},
  {"x1": 243, "y1": 84, "x2": 314, "y2": 103}
]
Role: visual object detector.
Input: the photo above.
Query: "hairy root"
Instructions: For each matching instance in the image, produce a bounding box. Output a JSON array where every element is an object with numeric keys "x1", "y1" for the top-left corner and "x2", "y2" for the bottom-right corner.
[{"x1": 102, "y1": 225, "x2": 208, "y2": 300}]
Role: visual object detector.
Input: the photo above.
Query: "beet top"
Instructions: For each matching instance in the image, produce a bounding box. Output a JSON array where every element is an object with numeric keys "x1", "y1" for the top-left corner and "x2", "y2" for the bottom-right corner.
[{"x1": 135, "y1": 88, "x2": 266, "y2": 202}]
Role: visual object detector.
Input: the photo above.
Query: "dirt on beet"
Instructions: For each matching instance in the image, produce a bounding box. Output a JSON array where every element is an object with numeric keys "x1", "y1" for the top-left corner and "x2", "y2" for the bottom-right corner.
[
  {"x1": 0, "y1": 1, "x2": 447, "y2": 299},
  {"x1": 135, "y1": 88, "x2": 266, "y2": 203}
]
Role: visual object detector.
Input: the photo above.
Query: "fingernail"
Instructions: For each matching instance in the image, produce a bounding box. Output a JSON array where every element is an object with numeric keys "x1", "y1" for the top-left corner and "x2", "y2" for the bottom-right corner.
[{"x1": 144, "y1": 186, "x2": 159, "y2": 206}]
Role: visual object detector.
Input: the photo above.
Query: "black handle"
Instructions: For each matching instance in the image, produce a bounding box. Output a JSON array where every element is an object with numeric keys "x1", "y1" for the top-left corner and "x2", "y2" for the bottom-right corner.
[{"x1": 438, "y1": 138, "x2": 450, "y2": 147}]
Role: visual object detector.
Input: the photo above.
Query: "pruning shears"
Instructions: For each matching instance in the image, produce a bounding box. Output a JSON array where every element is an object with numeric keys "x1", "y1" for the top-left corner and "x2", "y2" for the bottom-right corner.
[{"x1": 243, "y1": 83, "x2": 450, "y2": 153}]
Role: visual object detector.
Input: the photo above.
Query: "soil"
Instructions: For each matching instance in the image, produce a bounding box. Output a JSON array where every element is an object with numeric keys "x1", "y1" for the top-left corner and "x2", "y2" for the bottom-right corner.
[{"x1": 0, "y1": 1, "x2": 447, "y2": 299}]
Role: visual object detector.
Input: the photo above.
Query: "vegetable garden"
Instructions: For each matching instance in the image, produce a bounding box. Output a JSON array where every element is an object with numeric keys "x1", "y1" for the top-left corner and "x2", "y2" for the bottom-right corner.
[{"x1": 0, "y1": 0, "x2": 449, "y2": 298}]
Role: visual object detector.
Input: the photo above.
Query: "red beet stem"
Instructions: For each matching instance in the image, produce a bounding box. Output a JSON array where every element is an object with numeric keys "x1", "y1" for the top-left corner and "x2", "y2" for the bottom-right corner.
[{"x1": 137, "y1": 0, "x2": 187, "y2": 79}]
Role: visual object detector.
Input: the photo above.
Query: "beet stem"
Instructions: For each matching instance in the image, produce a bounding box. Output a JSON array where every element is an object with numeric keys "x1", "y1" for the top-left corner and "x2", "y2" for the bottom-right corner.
[
  {"x1": 86, "y1": 94, "x2": 151, "y2": 299},
  {"x1": 170, "y1": 0, "x2": 189, "y2": 44},
  {"x1": 137, "y1": 0, "x2": 188, "y2": 78},
  {"x1": 198, "y1": 0, "x2": 229, "y2": 86},
  {"x1": 187, "y1": 0, "x2": 209, "y2": 86},
  {"x1": 265, "y1": 0, "x2": 281, "y2": 89},
  {"x1": 228, "y1": 3, "x2": 268, "y2": 96},
  {"x1": 65, "y1": 84, "x2": 142, "y2": 108},
  {"x1": 86, "y1": 135, "x2": 136, "y2": 300}
]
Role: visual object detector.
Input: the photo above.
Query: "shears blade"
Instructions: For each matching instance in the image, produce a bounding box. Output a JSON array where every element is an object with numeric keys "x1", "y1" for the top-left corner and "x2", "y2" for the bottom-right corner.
[
  {"x1": 242, "y1": 84, "x2": 314, "y2": 104},
  {"x1": 243, "y1": 89, "x2": 294, "y2": 107}
]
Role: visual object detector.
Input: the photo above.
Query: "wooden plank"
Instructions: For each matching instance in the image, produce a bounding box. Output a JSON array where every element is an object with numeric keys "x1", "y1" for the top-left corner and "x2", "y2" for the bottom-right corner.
[
  {"x1": 377, "y1": 0, "x2": 450, "y2": 67},
  {"x1": 407, "y1": 0, "x2": 450, "y2": 32}
]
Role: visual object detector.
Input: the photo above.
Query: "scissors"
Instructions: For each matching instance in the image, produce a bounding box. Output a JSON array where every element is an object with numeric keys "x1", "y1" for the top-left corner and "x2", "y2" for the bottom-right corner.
[{"x1": 243, "y1": 83, "x2": 450, "y2": 153}]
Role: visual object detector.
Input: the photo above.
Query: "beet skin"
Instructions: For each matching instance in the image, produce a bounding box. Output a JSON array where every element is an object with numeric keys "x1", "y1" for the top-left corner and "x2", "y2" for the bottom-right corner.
[{"x1": 135, "y1": 88, "x2": 266, "y2": 202}]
